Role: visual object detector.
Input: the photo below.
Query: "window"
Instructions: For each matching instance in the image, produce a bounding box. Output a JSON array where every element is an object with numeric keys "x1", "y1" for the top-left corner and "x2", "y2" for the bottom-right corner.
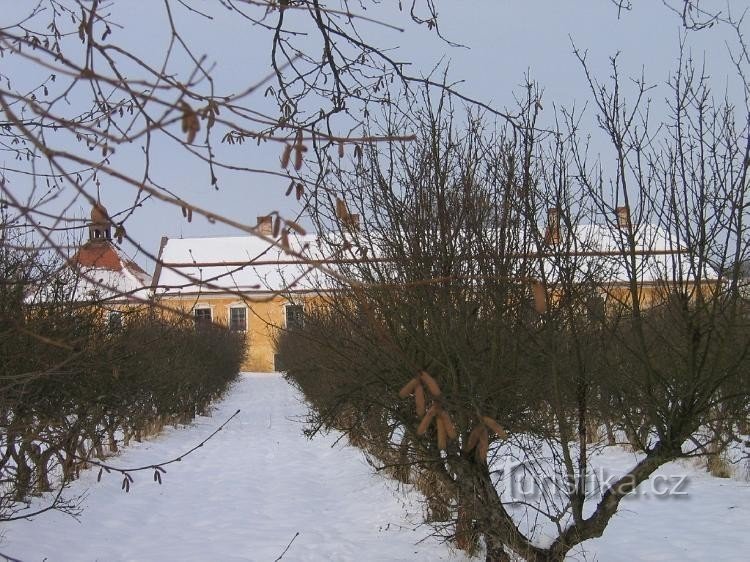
[
  {"x1": 108, "y1": 310, "x2": 123, "y2": 332},
  {"x1": 285, "y1": 304, "x2": 304, "y2": 329},
  {"x1": 586, "y1": 294, "x2": 606, "y2": 321},
  {"x1": 229, "y1": 306, "x2": 247, "y2": 332},
  {"x1": 194, "y1": 307, "x2": 212, "y2": 326}
]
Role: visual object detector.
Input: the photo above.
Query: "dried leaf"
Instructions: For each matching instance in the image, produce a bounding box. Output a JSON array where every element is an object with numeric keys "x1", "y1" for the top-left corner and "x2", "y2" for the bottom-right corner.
[
  {"x1": 295, "y1": 183, "x2": 304, "y2": 201},
  {"x1": 180, "y1": 101, "x2": 200, "y2": 144},
  {"x1": 286, "y1": 219, "x2": 307, "y2": 235},
  {"x1": 338, "y1": 141, "x2": 345, "y2": 158},
  {"x1": 335, "y1": 197, "x2": 349, "y2": 219},
  {"x1": 187, "y1": 208, "x2": 193, "y2": 223},
  {"x1": 532, "y1": 280, "x2": 547, "y2": 314},
  {"x1": 272, "y1": 215, "x2": 281, "y2": 238}
]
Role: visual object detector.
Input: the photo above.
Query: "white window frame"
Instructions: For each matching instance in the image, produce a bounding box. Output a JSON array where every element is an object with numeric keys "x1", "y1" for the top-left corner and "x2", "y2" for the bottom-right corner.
[
  {"x1": 284, "y1": 303, "x2": 304, "y2": 329},
  {"x1": 228, "y1": 304, "x2": 248, "y2": 332},
  {"x1": 108, "y1": 310, "x2": 123, "y2": 331},
  {"x1": 193, "y1": 304, "x2": 213, "y2": 326}
]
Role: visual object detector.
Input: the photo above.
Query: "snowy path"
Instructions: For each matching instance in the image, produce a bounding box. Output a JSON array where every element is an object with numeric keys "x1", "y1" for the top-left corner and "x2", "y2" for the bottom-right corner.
[
  {"x1": 1, "y1": 374, "x2": 467, "y2": 562},
  {"x1": 2, "y1": 374, "x2": 749, "y2": 561}
]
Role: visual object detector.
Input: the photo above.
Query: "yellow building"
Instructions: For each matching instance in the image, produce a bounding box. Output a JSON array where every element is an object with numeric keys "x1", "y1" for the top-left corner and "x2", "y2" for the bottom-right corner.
[
  {"x1": 151, "y1": 217, "x2": 321, "y2": 372},
  {"x1": 152, "y1": 207, "x2": 717, "y2": 373}
]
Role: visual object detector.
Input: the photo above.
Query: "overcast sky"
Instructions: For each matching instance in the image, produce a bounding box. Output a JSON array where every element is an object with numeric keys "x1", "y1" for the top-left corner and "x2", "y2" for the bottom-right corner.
[{"x1": 4, "y1": 0, "x2": 747, "y2": 268}]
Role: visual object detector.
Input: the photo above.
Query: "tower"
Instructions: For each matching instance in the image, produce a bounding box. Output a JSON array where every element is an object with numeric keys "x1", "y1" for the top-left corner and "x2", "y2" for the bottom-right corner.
[{"x1": 89, "y1": 202, "x2": 112, "y2": 242}]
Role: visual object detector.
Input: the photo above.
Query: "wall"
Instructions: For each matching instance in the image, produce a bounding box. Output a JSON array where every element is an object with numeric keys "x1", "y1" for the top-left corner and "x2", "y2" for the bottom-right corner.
[{"x1": 157, "y1": 293, "x2": 309, "y2": 373}]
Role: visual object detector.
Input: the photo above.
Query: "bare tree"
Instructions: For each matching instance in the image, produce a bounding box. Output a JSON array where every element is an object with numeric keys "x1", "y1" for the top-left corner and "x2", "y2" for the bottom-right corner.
[{"x1": 280, "y1": 45, "x2": 750, "y2": 559}]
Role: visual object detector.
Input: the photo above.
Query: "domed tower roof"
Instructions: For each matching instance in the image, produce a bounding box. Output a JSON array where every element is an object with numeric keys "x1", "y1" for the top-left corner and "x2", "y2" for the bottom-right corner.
[
  {"x1": 89, "y1": 202, "x2": 111, "y2": 242},
  {"x1": 91, "y1": 202, "x2": 109, "y2": 224}
]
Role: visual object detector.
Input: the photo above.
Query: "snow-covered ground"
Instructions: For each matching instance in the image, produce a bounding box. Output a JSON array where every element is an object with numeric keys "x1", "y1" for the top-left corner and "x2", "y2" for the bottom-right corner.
[
  {"x1": 1, "y1": 373, "x2": 748, "y2": 561},
  {"x1": 1, "y1": 374, "x2": 467, "y2": 562}
]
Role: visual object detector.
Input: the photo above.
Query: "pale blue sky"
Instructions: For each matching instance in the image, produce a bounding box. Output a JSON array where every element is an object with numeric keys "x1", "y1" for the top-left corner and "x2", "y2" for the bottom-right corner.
[{"x1": 3, "y1": 1, "x2": 746, "y2": 267}]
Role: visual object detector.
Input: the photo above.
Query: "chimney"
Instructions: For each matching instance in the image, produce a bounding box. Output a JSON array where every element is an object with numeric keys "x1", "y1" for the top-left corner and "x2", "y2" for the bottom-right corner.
[
  {"x1": 544, "y1": 207, "x2": 560, "y2": 244},
  {"x1": 345, "y1": 213, "x2": 361, "y2": 231},
  {"x1": 256, "y1": 215, "x2": 273, "y2": 236},
  {"x1": 616, "y1": 206, "x2": 630, "y2": 229},
  {"x1": 336, "y1": 198, "x2": 360, "y2": 231}
]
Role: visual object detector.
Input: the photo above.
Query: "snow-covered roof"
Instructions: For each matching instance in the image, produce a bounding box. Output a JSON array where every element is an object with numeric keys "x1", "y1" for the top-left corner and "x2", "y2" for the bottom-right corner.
[
  {"x1": 69, "y1": 241, "x2": 152, "y2": 303},
  {"x1": 538, "y1": 223, "x2": 716, "y2": 286},
  {"x1": 152, "y1": 223, "x2": 716, "y2": 299},
  {"x1": 153, "y1": 233, "x2": 331, "y2": 297}
]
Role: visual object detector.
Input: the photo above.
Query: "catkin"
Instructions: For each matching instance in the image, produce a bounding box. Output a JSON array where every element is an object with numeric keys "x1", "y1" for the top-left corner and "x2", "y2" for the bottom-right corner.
[
  {"x1": 436, "y1": 417, "x2": 447, "y2": 450},
  {"x1": 482, "y1": 416, "x2": 507, "y2": 438},
  {"x1": 417, "y1": 405, "x2": 438, "y2": 435},
  {"x1": 398, "y1": 378, "x2": 418, "y2": 398},
  {"x1": 419, "y1": 370, "x2": 441, "y2": 397},
  {"x1": 439, "y1": 411, "x2": 457, "y2": 440},
  {"x1": 414, "y1": 383, "x2": 426, "y2": 416},
  {"x1": 465, "y1": 425, "x2": 482, "y2": 453},
  {"x1": 280, "y1": 144, "x2": 292, "y2": 168},
  {"x1": 477, "y1": 427, "x2": 489, "y2": 462}
]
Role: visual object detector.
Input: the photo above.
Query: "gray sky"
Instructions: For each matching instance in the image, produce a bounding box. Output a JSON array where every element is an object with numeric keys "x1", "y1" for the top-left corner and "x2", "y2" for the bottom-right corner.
[{"x1": 3, "y1": 0, "x2": 747, "y2": 268}]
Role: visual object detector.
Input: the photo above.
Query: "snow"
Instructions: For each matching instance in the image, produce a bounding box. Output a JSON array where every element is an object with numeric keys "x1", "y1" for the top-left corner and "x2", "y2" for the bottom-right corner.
[
  {"x1": 574, "y1": 456, "x2": 750, "y2": 561},
  {"x1": 155, "y1": 234, "x2": 329, "y2": 296},
  {"x1": 0, "y1": 374, "x2": 467, "y2": 562},
  {"x1": 2, "y1": 374, "x2": 747, "y2": 561},
  {"x1": 154, "y1": 222, "x2": 716, "y2": 301},
  {"x1": 493, "y1": 438, "x2": 750, "y2": 561},
  {"x1": 539, "y1": 223, "x2": 716, "y2": 286},
  {"x1": 72, "y1": 265, "x2": 152, "y2": 303}
]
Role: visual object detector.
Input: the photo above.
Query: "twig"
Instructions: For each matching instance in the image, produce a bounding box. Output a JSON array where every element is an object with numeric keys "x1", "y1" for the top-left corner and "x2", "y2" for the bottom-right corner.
[
  {"x1": 78, "y1": 409, "x2": 242, "y2": 488},
  {"x1": 274, "y1": 532, "x2": 300, "y2": 562}
]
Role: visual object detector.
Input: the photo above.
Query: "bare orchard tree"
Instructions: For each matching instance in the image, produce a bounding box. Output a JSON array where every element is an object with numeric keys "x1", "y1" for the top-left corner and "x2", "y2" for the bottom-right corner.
[
  {"x1": 0, "y1": 0, "x2": 461, "y2": 525},
  {"x1": 0, "y1": 245, "x2": 246, "y2": 521},
  {"x1": 0, "y1": 0, "x2": 746, "y2": 544},
  {"x1": 281, "y1": 53, "x2": 750, "y2": 561}
]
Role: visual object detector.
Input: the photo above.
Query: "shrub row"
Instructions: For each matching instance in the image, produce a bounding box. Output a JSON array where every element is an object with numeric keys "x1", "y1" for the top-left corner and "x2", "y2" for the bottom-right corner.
[{"x1": 0, "y1": 257, "x2": 245, "y2": 517}]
